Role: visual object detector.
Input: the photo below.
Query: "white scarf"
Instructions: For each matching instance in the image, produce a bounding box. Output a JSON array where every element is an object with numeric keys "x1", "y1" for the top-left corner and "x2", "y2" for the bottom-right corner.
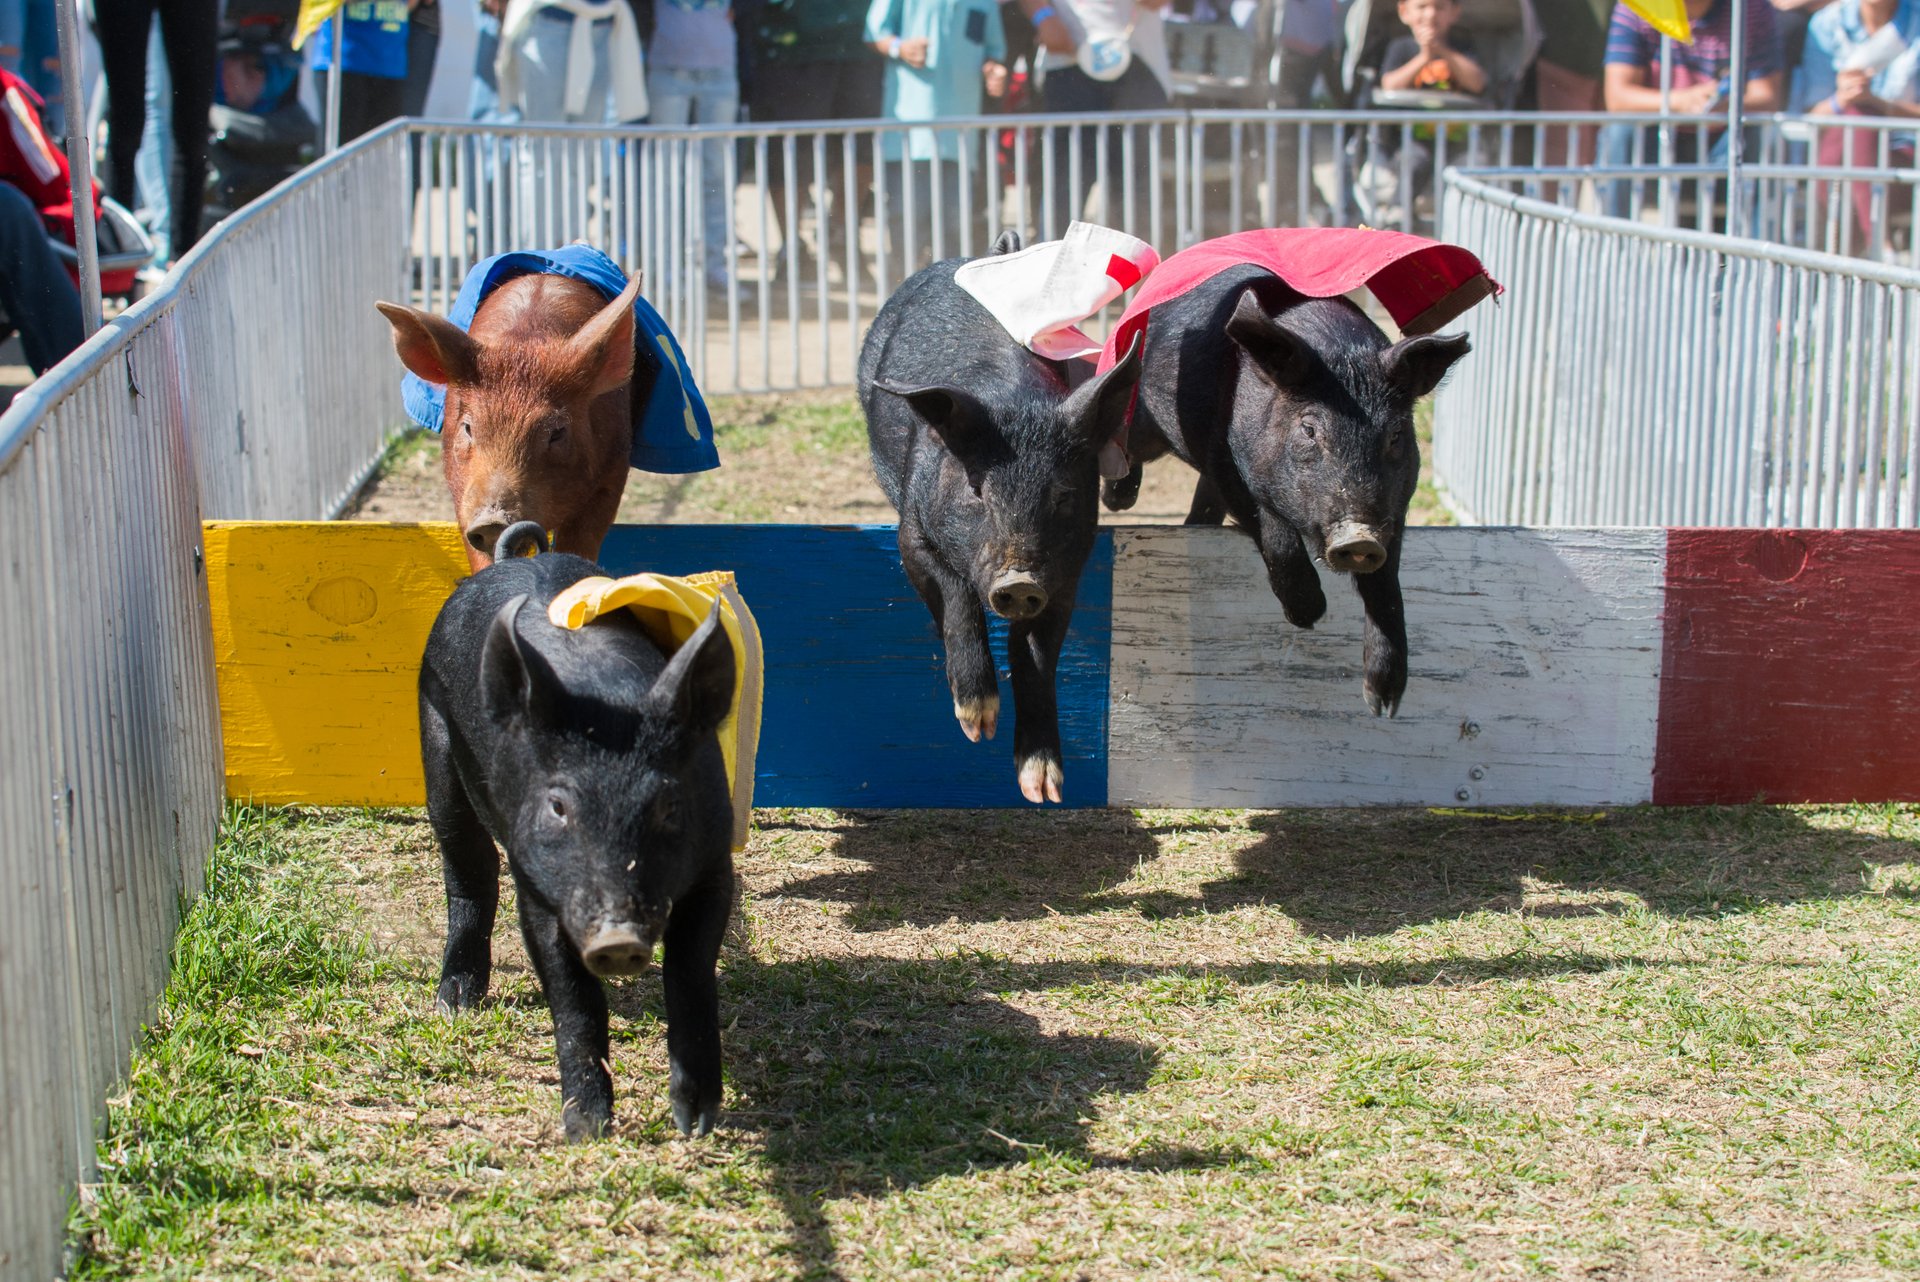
[{"x1": 499, "y1": 0, "x2": 650, "y2": 123}]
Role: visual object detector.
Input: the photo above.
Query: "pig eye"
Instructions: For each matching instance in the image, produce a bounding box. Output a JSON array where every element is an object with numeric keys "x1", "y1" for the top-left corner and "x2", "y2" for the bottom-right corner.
[
  {"x1": 458, "y1": 418, "x2": 474, "y2": 440},
  {"x1": 1300, "y1": 419, "x2": 1319, "y2": 441},
  {"x1": 547, "y1": 423, "x2": 567, "y2": 446},
  {"x1": 546, "y1": 794, "x2": 568, "y2": 823}
]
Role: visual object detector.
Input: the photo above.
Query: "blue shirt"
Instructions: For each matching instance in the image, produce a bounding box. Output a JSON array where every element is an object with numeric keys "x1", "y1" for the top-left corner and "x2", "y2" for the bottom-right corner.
[
  {"x1": 401, "y1": 246, "x2": 721, "y2": 475},
  {"x1": 1605, "y1": 0, "x2": 1781, "y2": 87},
  {"x1": 865, "y1": 0, "x2": 1006, "y2": 164},
  {"x1": 308, "y1": 2, "x2": 410, "y2": 80},
  {"x1": 1800, "y1": 0, "x2": 1920, "y2": 111},
  {"x1": 652, "y1": 1, "x2": 737, "y2": 71}
]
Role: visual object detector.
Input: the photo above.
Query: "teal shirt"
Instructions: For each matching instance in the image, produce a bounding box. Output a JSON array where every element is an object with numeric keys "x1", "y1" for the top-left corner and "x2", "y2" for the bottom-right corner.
[{"x1": 865, "y1": 0, "x2": 1006, "y2": 164}]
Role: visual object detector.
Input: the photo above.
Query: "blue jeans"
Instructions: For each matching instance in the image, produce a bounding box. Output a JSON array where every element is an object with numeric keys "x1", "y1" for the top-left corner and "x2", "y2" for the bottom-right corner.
[
  {"x1": 1599, "y1": 121, "x2": 1743, "y2": 220},
  {"x1": 468, "y1": 7, "x2": 516, "y2": 123},
  {"x1": 647, "y1": 64, "x2": 737, "y2": 282},
  {"x1": 0, "y1": 180, "x2": 83, "y2": 374},
  {"x1": 0, "y1": 0, "x2": 61, "y2": 134},
  {"x1": 511, "y1": 9, "x2": 612, "y2": 123},
  {"x1": 134, "y1": 20, "x2": 172, "y2": 266}
]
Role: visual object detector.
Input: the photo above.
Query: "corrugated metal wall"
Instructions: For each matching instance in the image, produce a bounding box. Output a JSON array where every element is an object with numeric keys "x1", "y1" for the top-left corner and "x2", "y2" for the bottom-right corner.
[{"x1": 0, "y1": 129, "x2": 408, "y2": 1282}]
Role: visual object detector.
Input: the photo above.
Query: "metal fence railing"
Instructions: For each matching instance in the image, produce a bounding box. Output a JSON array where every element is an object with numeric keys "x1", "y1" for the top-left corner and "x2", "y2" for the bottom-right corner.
[
  {"x1": 401, "y1": 110, "x2": 1746, "y2": 397},
  {"x1": 0, "y1": 128, "x2": 409, "y2": 1282},
  {"x1": 1435, "y1": 167, "x2": 1920, "y2": 528}
]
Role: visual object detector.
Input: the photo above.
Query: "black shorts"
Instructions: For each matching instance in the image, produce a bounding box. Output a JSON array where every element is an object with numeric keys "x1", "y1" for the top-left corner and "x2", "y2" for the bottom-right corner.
[
  {"x1": 748, "y1": 57, "x2": 883, "y2": 124},
  {"x1": 744, "y1": 58, "x2": 883, "y2": 182}
]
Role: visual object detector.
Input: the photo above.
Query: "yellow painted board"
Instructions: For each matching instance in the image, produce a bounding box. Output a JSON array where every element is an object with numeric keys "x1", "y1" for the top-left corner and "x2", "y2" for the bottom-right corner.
[{"x1": 205, "y1": 521, "x2": 470, "y2": 806}]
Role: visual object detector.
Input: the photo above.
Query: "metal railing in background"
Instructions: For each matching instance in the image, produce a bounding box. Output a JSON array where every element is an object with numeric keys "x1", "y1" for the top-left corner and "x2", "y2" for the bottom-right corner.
[
  {"x1": 1435, "y1": 168, "x2": 1920, "y2": 529},
  {"x1": 402, "y1": 110, "x2": 1754, "y2": 398},
  {"x1": 399, "y1": 110, "x2": 1920, "y2": 402},
  {"x1": 0, "y1": 128, "x2": 409, "y2": 1282}
]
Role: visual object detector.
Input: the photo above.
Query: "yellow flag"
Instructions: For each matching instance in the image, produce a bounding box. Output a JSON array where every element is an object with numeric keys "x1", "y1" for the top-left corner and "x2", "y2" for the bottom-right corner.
[
  {"x1": 1621, "y1": 0, "x2": 1694, "y2": 43},
  {"x1": 292, "y1": 0, "x2": 344, "y2": 49}
]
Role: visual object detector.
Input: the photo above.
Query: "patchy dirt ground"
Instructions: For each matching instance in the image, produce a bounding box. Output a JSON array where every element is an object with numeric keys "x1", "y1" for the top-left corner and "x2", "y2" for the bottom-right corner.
[
  {"x1": 345, "y1": 391, "x2": 1455, "y2": 529},
  {"x1": 68, "y1": 803, "x2": 1920, "y2": 1280}
]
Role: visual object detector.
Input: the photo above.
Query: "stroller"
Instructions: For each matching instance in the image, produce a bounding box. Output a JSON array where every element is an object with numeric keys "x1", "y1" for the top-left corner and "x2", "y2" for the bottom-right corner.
[
  {"x1": 204, "y1": 0, "x2": 315, "y2": 223},
  {"x1": 1339, "y1": 0, "x2": 1540, "y2": 226},
  {"x1": 0, "y1": 70, "x2": 152, "y2": 348}
]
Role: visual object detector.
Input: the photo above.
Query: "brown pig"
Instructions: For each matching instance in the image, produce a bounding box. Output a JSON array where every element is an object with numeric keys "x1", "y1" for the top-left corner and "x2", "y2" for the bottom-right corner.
[{"x1": 376, "y1": 273, "x2": 641, "y2": 572}]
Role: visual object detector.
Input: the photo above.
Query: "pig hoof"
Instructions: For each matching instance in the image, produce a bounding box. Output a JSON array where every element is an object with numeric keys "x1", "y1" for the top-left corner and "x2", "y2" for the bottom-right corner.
[
  {"x1": 672, "y1": 1095, "x2": 719, "y2": 1139},
  {"x1": 1362, "y1": 684, "x2": 1401, "y2": 719},
  {"x1": 435, "y1": 973, "x2": 484, "y2": 1013},
  {"x1": 562, "y1": 1104, "x2": 611, "y2": 1144},
  {"x1": 1018, "y1": 754, "x2": 1064, "y2": 804},
  {"x1": 954, "y1": 695, "x2": 1000, "y2": 742}
]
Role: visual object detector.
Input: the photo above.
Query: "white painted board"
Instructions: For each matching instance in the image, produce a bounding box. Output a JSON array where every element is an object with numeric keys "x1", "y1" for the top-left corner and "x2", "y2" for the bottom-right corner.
[{"x1": 1106, "y1": 526, "x2": 1666, "y2": 807}]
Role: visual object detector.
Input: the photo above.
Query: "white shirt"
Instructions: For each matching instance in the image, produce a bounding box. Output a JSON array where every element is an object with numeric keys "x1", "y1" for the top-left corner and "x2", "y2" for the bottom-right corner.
[{"x1": 1038, "y1": 0, "x2": 1172, "y2": 93}]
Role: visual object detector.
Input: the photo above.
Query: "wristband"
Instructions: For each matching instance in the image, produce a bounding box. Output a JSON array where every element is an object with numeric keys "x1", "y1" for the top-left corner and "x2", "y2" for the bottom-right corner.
[
  {"x1": 887, "y1": 35, "x2": 902, "y2": 58},
  {"x1": 1032, "y1": 5, "x2": 1055, "y2": 25}
]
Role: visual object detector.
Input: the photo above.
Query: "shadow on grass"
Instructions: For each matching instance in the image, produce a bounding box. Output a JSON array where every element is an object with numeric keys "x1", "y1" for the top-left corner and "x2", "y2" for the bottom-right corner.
[
  {"x1": 1199, "y1": 806, "x2": 1919, "y2": 938},
  {"x1": 765, "y1": 805, "x2": 1919, "y2": 939},
  {"x1": 770, "y1": 809, "x2": 1159, "y2": 928},
  {"x1": 606, "y1": 950, "x2": 1159, "y2": 1278},
  {"x1": 607, "y1": 941, "x2": 1699, "y2": 1276}
]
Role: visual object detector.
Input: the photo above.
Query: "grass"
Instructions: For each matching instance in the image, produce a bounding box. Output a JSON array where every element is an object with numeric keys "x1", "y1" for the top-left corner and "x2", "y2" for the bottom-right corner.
[
  {"x1": 66, "y1": 802, "x2": 1920, "y2": 1279},
  {"x1": 353, "y1": 391, "x2": 1463, "y2": 528}
]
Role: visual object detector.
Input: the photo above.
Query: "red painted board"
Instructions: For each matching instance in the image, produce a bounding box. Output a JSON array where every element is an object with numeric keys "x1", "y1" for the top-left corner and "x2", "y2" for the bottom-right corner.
[{"x1": 1655, "y1": 529, "x2": 1920, "y2": 804}]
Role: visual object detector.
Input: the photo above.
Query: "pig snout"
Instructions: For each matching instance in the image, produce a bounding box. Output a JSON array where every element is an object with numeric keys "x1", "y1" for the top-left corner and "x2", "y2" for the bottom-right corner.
[
  {"x1": 1324, "y1": 522, "x2": 1390, "y2": 575},
  {"x1": 464, "y1": 509, "x2": 514, "y2": 555},
  {"x1": 987, "y1": 570, "x2": 1048, "y2": 621},
  {"x1": 579, "y1": 919, "x2": 656, "y2": 978}
]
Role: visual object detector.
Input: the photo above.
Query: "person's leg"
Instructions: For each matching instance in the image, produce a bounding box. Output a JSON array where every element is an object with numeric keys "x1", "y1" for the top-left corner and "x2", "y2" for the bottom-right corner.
[
  {"x1": 1040, "y1": 65, "x2": 1105, "y2": 237},
  {"x1": 691, "y1": 67, "x2": 739, "y2": 284},
  {"x1": 1598, "y1": 120, "x2": 1640, "y2": 219},
  {"x1": 0, "y1": 181, "x2": 83, "y2": 373},
  {"x1": 1100, "y1": 60, "x2": 1167, "y2": 237},
  {"x1": 581, "y1": 15, "x2": 614, "y2": 123},
  {"x1": 0, "y1": 0, "x2": 23, "y2": 77},
  {"x1": 92, "y1": 0, "x2": 158, "y2": 211},
  {"x1": 469, "y1": 5, "x2": 503, "y2": 119},
  {"x1": 21, "y1": 0, "x2": 58, "y2": 133},
  {"x1": 401, "y1": 3, "x2": 441, "y2": 118},
  {"x1": 647, "y1": 65, "x2": 696, "y2": 285},
  {"x1": 1814, "y1": 113, "x2": 1884, "y2": 246},
  {"x1": 155, "y1": 0, "x2": 215, "y2": 261},
  {"x1": 133, "y1": 20, "x2": 171, "y2": 265},
  {"x1": 1271, "y1": 43, "x2": 1322, "y2": 225},
  {"x1": 1534, "y1": 59, "x2": 1601, "y2": 203},
  {"x1": 648, "y1": 64, "x2": 696, "y2": 126},
  {"x1": 512, "y1": 9, "x2": 573, "y2": 123}
]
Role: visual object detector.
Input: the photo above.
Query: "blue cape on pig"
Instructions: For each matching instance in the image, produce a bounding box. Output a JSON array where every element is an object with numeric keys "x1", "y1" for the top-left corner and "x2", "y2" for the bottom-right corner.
[{"x1": 401, "y1": 245, "x2": 720, "y2": 475}]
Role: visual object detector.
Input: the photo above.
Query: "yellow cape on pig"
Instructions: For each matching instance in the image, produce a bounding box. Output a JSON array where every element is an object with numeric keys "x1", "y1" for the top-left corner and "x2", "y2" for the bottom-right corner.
[{"x1": 546, "y1": 572, "x2": 762, "y2": 851}]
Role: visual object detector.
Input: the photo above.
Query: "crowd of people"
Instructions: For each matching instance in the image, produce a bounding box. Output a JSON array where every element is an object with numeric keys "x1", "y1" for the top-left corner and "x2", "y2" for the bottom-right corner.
[{"x1": 1, "y1": 0, "x2": 1917, "y2": 389}]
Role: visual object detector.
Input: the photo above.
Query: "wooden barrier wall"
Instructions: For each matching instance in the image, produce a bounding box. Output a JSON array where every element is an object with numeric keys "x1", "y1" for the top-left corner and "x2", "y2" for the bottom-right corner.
[{"x1": 205, "y1": 522, "x2": 1920, "y2": 809}]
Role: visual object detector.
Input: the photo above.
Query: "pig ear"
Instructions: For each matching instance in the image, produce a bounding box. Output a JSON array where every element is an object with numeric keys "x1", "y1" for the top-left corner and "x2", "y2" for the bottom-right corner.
[
  {"x1": 481, "y1": 596, "x2": 563, "y2": 729},
  {"x1": 649, "y1": 600, "x2": 736, "y2": 739},
  {"x1": 565, "y1": 273, "x2": 642, "y2": 398},
  {"x1": 1225, "y1": 289, "x2": 1313, "y2": 389},
  {"x1": 1062, "y1": 331, "x2": 1142, "y2": 443},
  {"x1": 872, "y1": 380, "x2": 984, "y2": 450},
  {"x1": 1381, "y1": 332, "x2": 1471, "y2": 399},
  {"x1": 376, "y1": 300, "x2": 480, "y2": 386},
  {"x1": 991, "y1": 229, "x2": 1023, "y2": 255}
]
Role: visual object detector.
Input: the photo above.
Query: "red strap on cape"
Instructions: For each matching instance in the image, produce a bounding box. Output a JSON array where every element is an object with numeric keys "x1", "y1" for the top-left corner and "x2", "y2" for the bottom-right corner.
[{"x1": 1096, "y1": 228, "x2": 1500, "y2": 374}]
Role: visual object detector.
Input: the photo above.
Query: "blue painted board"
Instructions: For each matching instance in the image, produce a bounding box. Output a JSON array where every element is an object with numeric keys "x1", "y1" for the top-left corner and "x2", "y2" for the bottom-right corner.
[{"x1": 598, "y1": 525, "x2": 1113, "y2": 808}]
